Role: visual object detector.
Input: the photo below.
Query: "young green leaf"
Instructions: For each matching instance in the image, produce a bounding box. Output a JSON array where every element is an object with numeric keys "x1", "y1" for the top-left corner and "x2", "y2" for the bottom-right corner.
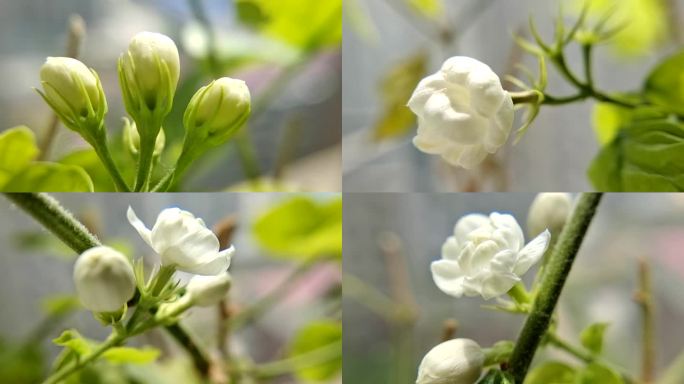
[
  {"x1": 524, "y1": 361, "x2": 576, "y2": 384},
  {"x1": 588, "y1": 120, "x2": 684, "y2": 191},
  {"x1": 288, "y1": 321, "x2": 342, "y2": 381},
  {"x1": 59, "y1": 149, "x2": 116, "y2": 192},
  {"x1": 41, "y1": 295, "x2": 80, "y2": 317},
  {"x1": 253, "y1": 196, "x2": 342, "y2": 260},
  {"x1": 52, "y1": 329, "x2": 93, "y2": 357},
  {"x1": 576, "y1": 363, "x2": 623, "y2": 384},
  {"x1": 373, "y1": 51, "x2": 428, "y2": 140},
  {"x1": 0, "y1": 126, "x2": 39, "y2": 188},
  {"x1": 2, "y1": 162, "x2": 94, "y2": 192},
  {"x1": 580, "y1": 322, "x2": 609, "y2": 355},
  {"x1": 643, "y1": 50, "x2": 684, "y2": 115},
  {"x1": 102, "y1": 346, "x2": 160, "y2": 365},
  {"x1": 235, "y1": 0, "x2": 341, "y2": 51}
]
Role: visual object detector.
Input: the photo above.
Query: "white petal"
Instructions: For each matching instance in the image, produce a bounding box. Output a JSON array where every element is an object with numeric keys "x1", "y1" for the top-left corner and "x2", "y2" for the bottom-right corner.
[
  {"x1": 443, "y1": 144, "x2": 488, "y2": 169},
  {"x1": 455, "y1": 242, "x2": 475, "y2": 273},
  {"x1": 431, "y1": 260, "x2": 466, "y2": 297},
  {"x1": 217, "y1": 245, "x2": 235, "y2": 268},
  {"x1": 513, "y1": 229, "x2": 551, "y2": 276},
  {"x1": 489, "y1": 250, "x2": 517, "y2": 274},
  {"x1": 441, "y1": 236, "x2": 461, "y2": 261},
  {"x1": 480, "y1": 272, "x2": 520, "y2": 300},
  {"x1": 126, "y1": 206, "x2": 153, "y2": 247},
  {"x1": 489, "y1": 212, "x2": 524, "y2": 251},
  {"x1": 469, "y1": 240, "x2": 500, "y2": 272},
  {"x1": 454, "y1": 214, "x2": 489, "y2": 244}
]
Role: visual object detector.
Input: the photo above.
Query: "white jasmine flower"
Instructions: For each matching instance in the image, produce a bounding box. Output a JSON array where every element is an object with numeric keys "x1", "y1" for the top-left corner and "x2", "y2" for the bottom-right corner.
[
  {"x1": 416, "y1": 338, "x2": 484, "y2": 384},
  {"x1": 432, "y1": 212, "x2": 550, "y2": 300},
  {"x1": 73, "y1": 246, "x2": 136, "y2": 313},
  {"x1": 408, "y1": 56, "x2": 514, "y2": 169},
  {"x1": 527, "y1": 193, "x2": 572, "y2": 237},
  {"x1": 185, "y1": 272, "x2": 232, "y2": 306},
  {"x1": 127, "y1": 206, "x2": 233, "y2": 275}
]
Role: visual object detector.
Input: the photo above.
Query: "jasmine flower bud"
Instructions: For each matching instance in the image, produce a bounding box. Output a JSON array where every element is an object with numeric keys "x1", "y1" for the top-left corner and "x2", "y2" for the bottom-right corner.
[
  {"x1": 126, "y1": 206, "x2": 233, "y2": 275},
  {"x1": 416, "y1": 339, "x2": 484, "y2": 384},
  {"x1": 182, "y1": 77, "x2": 251, "y2": 152},
  {"x1": 408, "y1": 56, "x2": 514, "y2": 169},
  {"x1": 122, "y1": 117, "x2": 165, "y2": 157},
  {"x1": 527, "y1": 193, "x2": 572, "y2": 237},
  {"x1": 73, "y1": 246, "x2": 136, "y2": 313},
  {"x1": 432, "y1": 212, "x2": 550, "y2": 300},
  {"x1": 186, "y1": 272, "x2": 232, "y2": 306},
  {"x1": 118, "y1": 31, "x2": 180, "y2": 121},
  {"x1": 37, "y1": 57, "x2": 107, "y2": 142}
]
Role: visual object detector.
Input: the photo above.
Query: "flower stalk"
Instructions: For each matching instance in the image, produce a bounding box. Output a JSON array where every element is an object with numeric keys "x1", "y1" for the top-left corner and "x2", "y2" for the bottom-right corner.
[{"x1": 507, "y1": 192, "x2": 603, "y2": 383}]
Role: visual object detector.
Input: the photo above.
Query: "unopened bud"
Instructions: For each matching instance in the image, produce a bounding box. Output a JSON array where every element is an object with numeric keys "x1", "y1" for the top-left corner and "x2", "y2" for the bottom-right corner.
[
  {"x1": 73, "y1": 246, "x2": 136, "y2": 313},
  {"x1": 122, "y1": 117, "x2": 165, "y2": 157},
  {"x1": 527, "y1": 193, "x2": 572, "y2": 237},
  {"x1": 186, "y1": 272, "x2": 232, "y2": 306},
  {"x1": 416, "y1": 339, "x2": 484, "y2": 384}
]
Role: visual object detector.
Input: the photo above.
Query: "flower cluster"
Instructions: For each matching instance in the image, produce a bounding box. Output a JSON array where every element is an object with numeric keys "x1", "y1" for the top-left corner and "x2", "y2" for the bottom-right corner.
[
  {"x1": 72, "y1": 207, "x2": 234, "y2": 319},
  {"x1": 37, "y1": 31, "x2": 252, "y2": 192}
]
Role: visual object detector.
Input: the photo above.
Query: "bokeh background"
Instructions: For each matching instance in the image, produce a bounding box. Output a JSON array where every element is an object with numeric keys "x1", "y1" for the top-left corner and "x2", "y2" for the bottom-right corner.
[
  {"x1": 0, "y1": 0, "x2": 341, "y2": 191},
  {"x1": 0, "y1": 193, "x2": 341, "y2": 383},
  {"x1": 343, "y1": 193, "x2": 684, "y2": 383},
  {"x1": 342, "y1": 0, "x2": 684, "y2": 191}
]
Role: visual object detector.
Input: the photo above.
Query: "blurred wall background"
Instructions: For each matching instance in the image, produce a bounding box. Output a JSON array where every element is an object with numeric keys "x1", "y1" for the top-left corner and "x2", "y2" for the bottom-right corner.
[
  {"x1": 342, "y1": 0, "x2": 684, "y2": 191},
  {"x1": 343, "y1": 193, "x2": 684, "y2": 383}
]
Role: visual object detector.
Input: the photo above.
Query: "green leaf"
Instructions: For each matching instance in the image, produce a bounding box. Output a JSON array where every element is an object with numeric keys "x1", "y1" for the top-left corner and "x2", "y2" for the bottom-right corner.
[
  {"x1": 59, "y1": 149, "x2": 115, "y2": 192},
  {"x1": 644, "y1": 50, "x2": 684, "y2": 115},
  {"x1": 483, "y1": 341, "x2": 515, "y2": 366},
  {"x1": 235, "y1": 0, "x2": 341, "y2": 51},
  {"x1": 288, "y1": 321, "x2": 342, "y2": 381},
  {"x1": 3, "y1": 162, "x2": 94, "y2": 192},
  {"x1": 253, "y1": 196, "x2": 342, "y2": 260},
  {"x1": 588, "y1": 120, "x2": 684, "y2": 191},
  {"x1": 592, "y1": 102, "x2": 666, "y2": 145},
  {"x1": 41, "y1": 295, "x2": 80, "y2": 317},
  {"x1": 52, "y1": 330, "x2": 93, "y2": 357},
  {"x1": 572, "y1": 0, "x2": 668, "y2": 57},
  {"x1": 525, "y1": 361, "x2": 577, "y2": 384},
  {"x1": 580, "y1": 322, "x2": 609, "y2": 355},
  {"x1": 406, "y1": 0, "x2": 444, "y2": 19},
  {"x1": 102, "y1": 346, "x2": 160, "y2": 365},
  {"x1": 576, "y1": 363, "x2": 623, "y2": 384},
  {"x1": 372, "y1": 51, "x2": 428, "y2": 141},
  {"x1": 524, "y1": 361, "x2": 576, "y2": 384},
  {"x1": 0, "y1": 126, "x2": 39, "y2": 188},
  {"x1": 477, "y1": 369, "x2": 515, "y2": 384}
]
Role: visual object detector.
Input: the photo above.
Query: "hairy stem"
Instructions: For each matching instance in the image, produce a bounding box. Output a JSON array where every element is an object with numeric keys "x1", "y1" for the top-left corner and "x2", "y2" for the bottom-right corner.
[
  {"x1": 507, "y1": 193, "x2": 603, "y2": 383},
  {"x1": 4, "y1": 193, "x2": 100, "y2": 253}
]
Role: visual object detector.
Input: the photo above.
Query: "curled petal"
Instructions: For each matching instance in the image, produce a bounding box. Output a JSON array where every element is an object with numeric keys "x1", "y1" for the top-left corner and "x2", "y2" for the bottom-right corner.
[
  {"x1": 490, "y1": 212, "x2": 524, "y2": 251},
  {"x1": 431, "y1": 260, "x2": 466, "y2": 297},
  {"x1": 441, "y1": 236, "x2": 461, "y2": 261},
  {"x1": 480, "y1": 271, "x2": 520, "y2": 300},
  {"x1": 454, "y1": 214, "x2": 489, "y2": 243},
  {"x1": 514, "y1": 229, "x2": 551, "y2": 276},
  {"x1": 126, "y1": 206, "x2": 153, "y2": 247}
]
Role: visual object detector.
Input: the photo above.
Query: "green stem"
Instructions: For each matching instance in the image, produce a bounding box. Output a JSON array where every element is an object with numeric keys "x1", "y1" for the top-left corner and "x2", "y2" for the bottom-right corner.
[
  {"x1": 582, "y1": 44, "x2": 594, "y2": 88},
  {"x1": 252, "y1": 341, "x2": 341, "y2": 378},
  {"x1": 4, "y1": 193, "x2": 100, "y2": 253},
  {"x1": 134, "y1": 134, "x2": 156, "y2": 191},
  {"x1": 165, "y1": 323, "x2": 210, "y2": 375},
  {"x1": 92, "y1": 138, "x2": 131, "y2": 192},
  {"x1": 507, "y1": 193, "x2": 603, "y2": 383},
  {"x1": 636, "y1": 258, "x2": 655, "y2": 383},
  {"x1": 42, "y1": 332, "x2": 124, "y2": 384}
]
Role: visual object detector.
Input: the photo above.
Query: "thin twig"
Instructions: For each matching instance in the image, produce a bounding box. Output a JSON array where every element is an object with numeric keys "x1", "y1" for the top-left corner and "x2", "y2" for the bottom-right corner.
[
  {"x1": 634, "y1": 257, "x2": 655, "y2": 384},
  {"x1": 38, "y1": 14, "x2": 85, "y2": 160},
  {"x1": 441, "y1": 319, "x2": 458, "y2": 342}
]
